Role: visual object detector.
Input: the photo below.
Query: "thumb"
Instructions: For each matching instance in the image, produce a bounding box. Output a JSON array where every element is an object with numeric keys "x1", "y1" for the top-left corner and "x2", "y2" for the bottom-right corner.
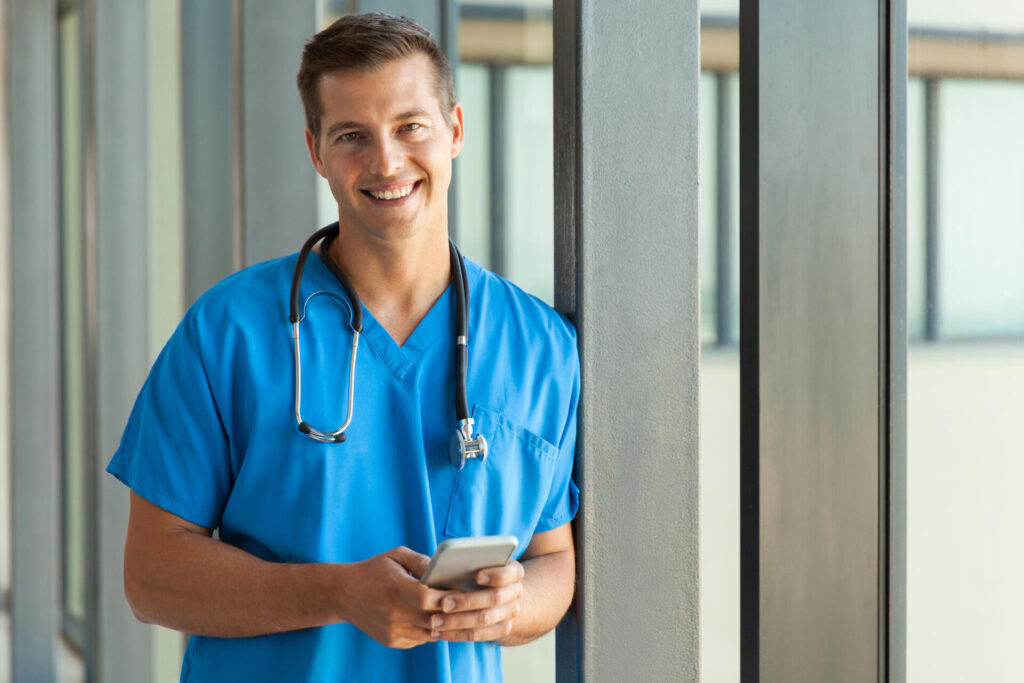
[{"x1": 388, "y1": 545, "x2": 431, "y2": 578}]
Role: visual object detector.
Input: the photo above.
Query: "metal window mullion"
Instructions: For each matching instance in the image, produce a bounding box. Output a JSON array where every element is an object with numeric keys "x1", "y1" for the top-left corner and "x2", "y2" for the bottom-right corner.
[
  {"x1": 92, "y1": 0, "x2": 155, "y2": 680},
  {"x1": 738, "y1": 2, "x2": 761, "y2": 678},
  {"x1": 887, "y1": 1, "x2": 909, "y2": 680},
  {"x1": 923, "y1": 77, "x2": 939, "y2": 342},
  {"x1": 715, "y1": 71, "x2": 734, "y2": 347},
  {"x1": 183, "y1": 0, "x2": 237, "y2": 303},
  {"x1": 80, "y1": 2, "x2": 101, "y2": 680},
  {"x1": 8, "y1": 0, "x2": 62, "y2": 678},
  {"x1": 488, "y1": 63, "x2": 507, "y2": 277},
  {"x1": 241, "y1": 0, "x2": 318, "y2": 266}
]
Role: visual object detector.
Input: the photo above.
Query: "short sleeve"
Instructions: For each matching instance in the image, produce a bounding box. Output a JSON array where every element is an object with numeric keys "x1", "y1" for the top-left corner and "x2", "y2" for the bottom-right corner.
[
  {"x1": 106, "y1": 307, "x2": 235, "y2": 529},
  {"x1": 534, "y1": 338, "x2": 581, "y2": 533}
]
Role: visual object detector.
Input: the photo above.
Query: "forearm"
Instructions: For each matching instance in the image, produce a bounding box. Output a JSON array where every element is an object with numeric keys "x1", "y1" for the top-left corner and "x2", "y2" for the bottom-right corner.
[
  {"x1": 125, "y1": 529, "x2": 345, "y2": 638},
  {"x1": 496, "y1": 548, "x2": 575, "y2": 646}
]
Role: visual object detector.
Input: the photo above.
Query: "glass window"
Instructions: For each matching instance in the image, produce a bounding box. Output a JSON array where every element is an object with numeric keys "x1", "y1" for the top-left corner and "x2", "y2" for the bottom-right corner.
[
  {"x1": 907, "y1": 78, "x2": 927, "y2": 341},
  {"x1": 502, "y1": 65, "x2": 553, "y2": 303},
  {"x1": 700, "y1": 72, "x2": 719, "y2": 345},
  {"x1": 907, "y1": 4, "x2": 1024, "y2": 680},
  {"x1": 456, "y1": 3, "x2": 554, "y2": 305},
  {"x1": 699, "y1": 3, "x2": 739, "y2": 682},
  {"x1": 454, "y1": 63, "x2": 492, "y2": 268},
  {"x1": 936, "y1": 79, "x2": 1024, "y2": 339}
]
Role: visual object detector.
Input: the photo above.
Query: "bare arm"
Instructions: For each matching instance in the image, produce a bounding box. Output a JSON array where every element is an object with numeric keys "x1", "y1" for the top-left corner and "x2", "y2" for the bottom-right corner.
[
  {"x1": 429, "y1": 522, "x2": 576, "y2": 646},
  {"x1": 124, "y1": 491, "x2": 447, "y2": 646}
]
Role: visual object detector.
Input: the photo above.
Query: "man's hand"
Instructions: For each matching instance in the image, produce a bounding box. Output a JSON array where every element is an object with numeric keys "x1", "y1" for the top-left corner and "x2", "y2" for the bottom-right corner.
[
  {"x1": 338, "y1": 546, "x2": 449, "y2": 649},
  {"x1": 428, "y1": 560, "x2": 525, "y2": 642}
]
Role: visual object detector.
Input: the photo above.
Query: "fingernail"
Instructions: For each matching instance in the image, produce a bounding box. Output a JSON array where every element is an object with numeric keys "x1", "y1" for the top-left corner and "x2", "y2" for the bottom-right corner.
[
  {"x1": 478, "y1": 573, "x2": 490, "y2": 584},
  {"x1": 432, "y1": 615, "x2": 443, "y2": 628},
  {"x1": 431, "y1": 630, "x2": 440, "y2": 639},
  {"x1": 443, "y1": 598, "x2": 456, "y2": 611}
]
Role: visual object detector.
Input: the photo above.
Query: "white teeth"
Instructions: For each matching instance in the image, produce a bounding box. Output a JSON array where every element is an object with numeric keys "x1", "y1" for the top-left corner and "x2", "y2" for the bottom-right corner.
[{"x1": 370, "y1": 184, "x2": 414, "y2": 200}]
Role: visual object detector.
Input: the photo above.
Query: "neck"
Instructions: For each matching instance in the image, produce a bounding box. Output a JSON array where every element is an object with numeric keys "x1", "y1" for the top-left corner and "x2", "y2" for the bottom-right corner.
[{"x1": 321, "y1": 225, "x2": 452, "y2": 346}]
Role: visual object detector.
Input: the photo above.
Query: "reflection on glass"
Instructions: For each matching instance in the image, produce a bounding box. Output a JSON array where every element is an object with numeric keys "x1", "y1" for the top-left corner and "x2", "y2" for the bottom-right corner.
[{"x1": 907, "y1": 4, "x2": 1024, "y2": 681}]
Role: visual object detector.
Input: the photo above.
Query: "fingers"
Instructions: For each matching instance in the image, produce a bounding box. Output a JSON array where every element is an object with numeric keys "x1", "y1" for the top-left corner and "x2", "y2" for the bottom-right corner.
[
  {"x1": 430, "y1": 598, "x2": 521, "y2": 634},
  {"x1": 440, "y1": 582, "x2": 522, "y2": 615},
  {"x1": 428, "y1": 581, "x2": 523, "y2": 643},
  {"x1": 475, "y1": 560, "x2": 524, "y2": 588},
  {"x1": 373, "y1": 618, "x2": 440, "y2": 649},
  {"x1": 434, "y1": 619, "x2": 516, "y2": 643},
  {"x1": 382, "y1": 548, "x2": 447, "y2": 613},
  {"x1": 387, "y1": 545, "x2": 432, "y2": 578}
]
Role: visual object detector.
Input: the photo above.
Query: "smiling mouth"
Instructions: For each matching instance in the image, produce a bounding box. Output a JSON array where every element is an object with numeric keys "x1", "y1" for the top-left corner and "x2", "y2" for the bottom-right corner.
[{"x1": 362, "y1": 181, "x2": 421, "y2": 201}]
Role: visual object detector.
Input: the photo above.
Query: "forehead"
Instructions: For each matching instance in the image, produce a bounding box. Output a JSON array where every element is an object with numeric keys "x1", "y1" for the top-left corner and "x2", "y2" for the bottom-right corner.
[{"x1": 317, "y1": 53, "x2": 444, "y2": 123}]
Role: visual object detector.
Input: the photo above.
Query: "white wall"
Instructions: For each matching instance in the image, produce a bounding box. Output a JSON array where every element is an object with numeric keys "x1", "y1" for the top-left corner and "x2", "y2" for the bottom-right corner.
[{"x1": 906, "y1": 344, "x2": 1024, "y2": 682}]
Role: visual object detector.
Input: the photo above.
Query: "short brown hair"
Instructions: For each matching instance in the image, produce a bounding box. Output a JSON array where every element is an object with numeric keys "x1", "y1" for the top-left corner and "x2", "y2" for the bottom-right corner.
[{"x1": 297, "y1": 13, "x2": 457, "y2": 145}]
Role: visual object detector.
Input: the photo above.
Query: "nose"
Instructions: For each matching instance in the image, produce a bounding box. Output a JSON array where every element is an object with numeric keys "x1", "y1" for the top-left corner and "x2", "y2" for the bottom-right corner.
[{"x1": 368, "y1": 136, "x2": 403, "y2": 177}]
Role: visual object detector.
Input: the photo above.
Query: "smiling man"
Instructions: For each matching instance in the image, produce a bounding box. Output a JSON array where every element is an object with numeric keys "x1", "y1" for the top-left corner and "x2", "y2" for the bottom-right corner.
[{"x1": 108, "y1": 12, "x2": 580, "y2": 682}]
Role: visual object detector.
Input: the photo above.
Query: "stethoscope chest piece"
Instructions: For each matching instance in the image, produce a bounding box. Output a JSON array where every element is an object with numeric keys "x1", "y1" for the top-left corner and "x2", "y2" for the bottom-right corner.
[{"x1": 449, "y1": 418, "x2": 488, "y2": 470}]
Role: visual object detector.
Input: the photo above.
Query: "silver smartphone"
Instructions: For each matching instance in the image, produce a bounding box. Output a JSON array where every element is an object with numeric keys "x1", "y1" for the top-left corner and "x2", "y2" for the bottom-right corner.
[{"x1": 420, "y1": 535, "x2": 518, "y2": 591}]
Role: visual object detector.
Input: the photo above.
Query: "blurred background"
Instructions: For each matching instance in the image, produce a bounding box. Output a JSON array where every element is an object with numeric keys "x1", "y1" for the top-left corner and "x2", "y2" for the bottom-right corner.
[{"x1": 2, "y1": 0, "x2": 1023, "y2": 681}]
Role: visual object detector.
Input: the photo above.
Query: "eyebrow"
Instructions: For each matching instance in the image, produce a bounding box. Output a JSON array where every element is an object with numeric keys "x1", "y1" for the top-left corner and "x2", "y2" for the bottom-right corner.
[{"x1": 324, "y1": 109, "x2": 435, "y2": 139}]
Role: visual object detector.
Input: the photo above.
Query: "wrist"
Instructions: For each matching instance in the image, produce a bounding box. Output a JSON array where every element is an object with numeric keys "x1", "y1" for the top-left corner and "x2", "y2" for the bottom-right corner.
[{"x1": 325, "y1": 561, "x2": 357, "y2": 624}]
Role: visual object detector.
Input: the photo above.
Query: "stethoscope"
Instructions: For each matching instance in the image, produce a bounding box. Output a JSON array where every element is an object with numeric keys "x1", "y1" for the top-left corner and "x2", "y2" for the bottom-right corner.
[{"x1": 289, "y1": 223, "x2": 488, "y2": 469}]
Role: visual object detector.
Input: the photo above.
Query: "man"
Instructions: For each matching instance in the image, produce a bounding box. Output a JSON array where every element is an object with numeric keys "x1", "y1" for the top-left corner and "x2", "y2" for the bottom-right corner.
[{"x1": 109, "y1": 12, "x2": 579, "y2": 682}]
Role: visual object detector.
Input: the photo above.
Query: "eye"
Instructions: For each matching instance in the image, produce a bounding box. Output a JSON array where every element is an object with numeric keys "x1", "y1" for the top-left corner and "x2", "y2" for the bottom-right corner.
[
  {"x1": 338, "y1": 131, "x2": 361, "y2": 142},
  {"x1": 402, "y1": 123, "x2": 422, "y2": 132}
]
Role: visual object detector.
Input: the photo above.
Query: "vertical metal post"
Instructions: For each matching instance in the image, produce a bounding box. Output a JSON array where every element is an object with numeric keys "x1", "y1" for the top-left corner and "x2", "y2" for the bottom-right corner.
[
  {"x1": 923, "y1": 78, "x2": 939, "y2": 341},
  {"x1": 554, "y1": 1, "x2": 701, "y2": 680},
  {"x1": 183, "y1": 0, "x2": 236, "y2": 303},
  {"x1": 241, "y1": 0, "x2": 319, "y2": 266},
  {"x1": 738, "y1": 3, "x2": 761, "y2": 677},
  {"x1": 739, "y1": 0, "x2": 905, "y2": 680},
  {"x1": 0, "y1": 0, "x2": 11, "y2": 623},
  {"x1": 93, "y1": 0, "x2": 155, "y2": 680},
  {"x1": 888, "y1": 2, "x2": 909, "y2": 680},
  {"x1": 715, "y1": 72, "x2": 734, "y2": 346},
  {"x1": 7, "y1": 0, "x2": 61, "y2": 678},
  {"x1": 488, "y1": 64, "x2": 507, "y2": 277},
  {"x1": 439, "y1": 0, "x2": 459, "y2": 240}
]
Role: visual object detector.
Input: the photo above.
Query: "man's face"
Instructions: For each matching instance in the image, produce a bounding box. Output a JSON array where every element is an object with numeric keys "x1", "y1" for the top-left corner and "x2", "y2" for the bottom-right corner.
[{"x1": 305, "y1": 54, "x2": 464, "y2": 245}]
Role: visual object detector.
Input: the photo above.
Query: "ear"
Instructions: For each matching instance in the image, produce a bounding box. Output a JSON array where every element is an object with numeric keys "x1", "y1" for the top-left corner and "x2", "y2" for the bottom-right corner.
[
  {"x1": 304, "y1": 127, "x2": 327, "y2": 178},
  {"x1": 449, "y1": 104, "x2": 465, "y2": 160}
]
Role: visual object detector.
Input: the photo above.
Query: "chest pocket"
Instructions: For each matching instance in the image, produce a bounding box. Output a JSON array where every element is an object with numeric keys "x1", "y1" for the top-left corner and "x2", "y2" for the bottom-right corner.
[{"x1": 444, "y1": 405, "x2": 558, "y2": 555}]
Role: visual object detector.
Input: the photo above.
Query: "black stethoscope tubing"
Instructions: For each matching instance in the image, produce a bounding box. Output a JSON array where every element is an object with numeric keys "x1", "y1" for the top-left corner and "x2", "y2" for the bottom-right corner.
[{"x1": 288, "y1": 223, "x2": 482, "y2": 466}]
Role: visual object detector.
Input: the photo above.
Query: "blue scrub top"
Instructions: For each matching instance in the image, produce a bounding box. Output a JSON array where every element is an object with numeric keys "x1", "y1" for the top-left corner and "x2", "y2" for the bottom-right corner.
[{"x1": 108, "y1": 249, "x2": 580, "y2": 682}]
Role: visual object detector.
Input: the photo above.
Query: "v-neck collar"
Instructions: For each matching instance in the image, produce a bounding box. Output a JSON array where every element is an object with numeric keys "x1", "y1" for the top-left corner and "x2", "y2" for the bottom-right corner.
[{"x1": 305, "y1": 249, "x2": 478, "y2": 380}]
